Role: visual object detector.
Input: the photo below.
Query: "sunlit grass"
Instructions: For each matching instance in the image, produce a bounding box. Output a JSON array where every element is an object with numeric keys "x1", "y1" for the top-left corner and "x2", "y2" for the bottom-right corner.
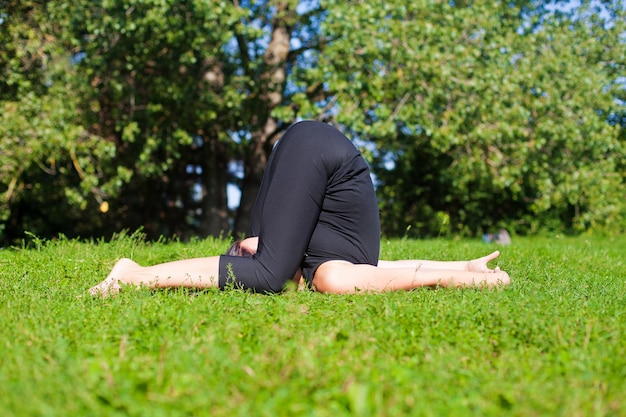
[{"x1": 1, "y1": 233, "x2": 624, "y2": 416}]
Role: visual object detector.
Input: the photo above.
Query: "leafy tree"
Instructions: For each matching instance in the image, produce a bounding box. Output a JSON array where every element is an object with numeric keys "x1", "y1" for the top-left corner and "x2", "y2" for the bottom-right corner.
[
  {"x1": 308, "y1": 0, "x2": 626, "y2": 236},
  {"x1": 0, "y1": 0, "x2": 109, "y2": 241},
  {"x1": 1, "y1": 0, "x2": 328, "y2": 242},
  {"x1": 48, "y1": 0, "x2": 327, "y2": 239},
  {"x1": 1, "y1": 0, "x2": 624, "y2": 244},
  {"x1": 49, "y1": 0, "x2": 247, "y2": 239}
]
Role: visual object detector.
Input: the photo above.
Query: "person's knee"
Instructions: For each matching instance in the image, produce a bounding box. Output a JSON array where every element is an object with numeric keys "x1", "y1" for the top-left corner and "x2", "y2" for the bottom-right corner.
[{"x1": 311, "y1": 261, "x2": 350, "y2": 294}]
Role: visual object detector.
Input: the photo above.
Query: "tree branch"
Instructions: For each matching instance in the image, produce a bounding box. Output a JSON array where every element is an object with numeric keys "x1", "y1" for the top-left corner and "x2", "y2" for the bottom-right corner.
[{"x1": 230, "y1": 0, "x2": 252, "y2": 75}]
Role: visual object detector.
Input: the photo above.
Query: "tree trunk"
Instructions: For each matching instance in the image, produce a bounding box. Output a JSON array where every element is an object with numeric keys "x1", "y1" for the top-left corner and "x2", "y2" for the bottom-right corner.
[
  {"x1": 233, "y1": 2, "x2": 295, "y2": 236},
  {"x1": 234, "y1": 118, "x2": 277, "y2": 235},
  {"x1": 199, "y1": 136, "x2": 230, "y2": 237}
]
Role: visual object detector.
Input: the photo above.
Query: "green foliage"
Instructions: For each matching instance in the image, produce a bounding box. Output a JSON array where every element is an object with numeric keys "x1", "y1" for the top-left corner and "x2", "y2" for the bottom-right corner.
[
  {"x1": 313, "y1": 0, "x2": 626, "y2": 236},
  {"x1": 0, "y1": 0, "x2": 624, "y2": 243},
  {"x1": 53, "y1": 0, "x2": 247, "y2": 238},
  {"x1": 0, "y1": 236, "x2": 625, "y2": 416},
  {"x1": 0, "y1": 0, "x2": 113, "y2": 240},
  {"x1": 0, "y1": 0, "x2": 247, "y2": 242}
]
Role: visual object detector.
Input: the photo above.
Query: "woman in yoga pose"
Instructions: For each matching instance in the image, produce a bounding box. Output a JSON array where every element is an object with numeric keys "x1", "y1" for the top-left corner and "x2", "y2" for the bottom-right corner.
[{"x1": 90, "y1": 121, "x2": 510, "y2": 296}]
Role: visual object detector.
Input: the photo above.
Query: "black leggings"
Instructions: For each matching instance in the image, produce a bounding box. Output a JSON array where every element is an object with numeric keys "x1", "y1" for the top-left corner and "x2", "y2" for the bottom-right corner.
[{"x1": 219, "y1": 121, "x2": 380, "y2": 292}]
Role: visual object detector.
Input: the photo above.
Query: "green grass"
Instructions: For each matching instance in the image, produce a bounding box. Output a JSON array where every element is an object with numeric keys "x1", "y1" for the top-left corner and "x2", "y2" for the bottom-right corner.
[{"x1": 1, "y1": 232, "x2": 625, "y2": 416}]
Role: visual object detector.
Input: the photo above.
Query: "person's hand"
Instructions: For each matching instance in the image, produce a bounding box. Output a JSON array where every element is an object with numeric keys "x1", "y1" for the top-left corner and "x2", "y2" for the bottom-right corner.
[{"x1": 240, "y1": 236, "x2": 259, "y2": 256}]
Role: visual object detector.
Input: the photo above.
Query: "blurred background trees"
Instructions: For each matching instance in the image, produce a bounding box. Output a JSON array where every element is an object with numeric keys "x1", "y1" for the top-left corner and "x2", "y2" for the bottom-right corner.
[{"x1": 0, "y1": 0, "x2": 624, "y2": 244}]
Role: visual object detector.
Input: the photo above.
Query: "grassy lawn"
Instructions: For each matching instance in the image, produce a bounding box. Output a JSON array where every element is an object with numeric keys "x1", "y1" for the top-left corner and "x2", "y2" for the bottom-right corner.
[{"x1": 1, "y1": 233, "x2": 625, "y2": 416}]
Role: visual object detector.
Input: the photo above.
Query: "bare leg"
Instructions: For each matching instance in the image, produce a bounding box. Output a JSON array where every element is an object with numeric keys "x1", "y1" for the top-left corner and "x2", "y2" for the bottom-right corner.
[
  {"x1": 267, "y1": 247, "x2": 505, "y2": 293},
  {"x1": 89, "y1": 256, "x2": 221, "y2": 297},
  {"x1": 242, "y1": 237, "x2": 500, "y2": 274},
  {"x1": 90, "y1": 249, "x2": 507, "y2": 296},
  {"x1": 313, "y1": 256, "x2": 510, "y2": 294},
  {"x1": 377, "y1": 251, "x2": 501, "y2": 273}
]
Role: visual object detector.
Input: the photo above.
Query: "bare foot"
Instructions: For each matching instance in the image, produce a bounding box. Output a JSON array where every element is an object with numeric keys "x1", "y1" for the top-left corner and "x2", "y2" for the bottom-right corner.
[
  {"x1": 467, "y1": 251, "x2": 500, "y2": 273},
  {"x1": 459, "y1": 269, "x2": 510, "y2": 288},
  {"x1": 89, "y1": 258, "x2": 139, "y2": 297},
  {"x1": 485, "y1": 269, "x2": 511, "y2": 286}
]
